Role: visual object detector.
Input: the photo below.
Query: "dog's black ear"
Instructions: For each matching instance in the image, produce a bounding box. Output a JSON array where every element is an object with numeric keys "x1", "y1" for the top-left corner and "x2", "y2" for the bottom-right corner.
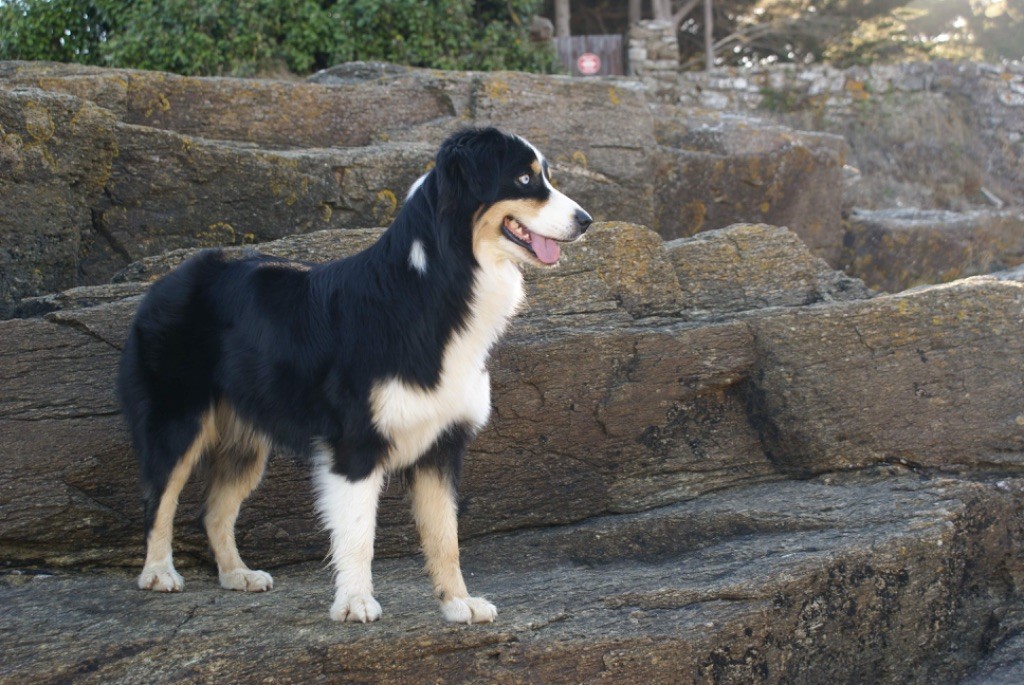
[{"x1": 436, "y1": 128, "x2": 504, "y2": 210}]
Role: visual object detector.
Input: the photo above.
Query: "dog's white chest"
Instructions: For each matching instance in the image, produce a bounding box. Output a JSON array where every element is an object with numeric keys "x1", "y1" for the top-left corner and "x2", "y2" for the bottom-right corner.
[{"x1": 370, "y1": 263, "x2": 524, "y2": 470}]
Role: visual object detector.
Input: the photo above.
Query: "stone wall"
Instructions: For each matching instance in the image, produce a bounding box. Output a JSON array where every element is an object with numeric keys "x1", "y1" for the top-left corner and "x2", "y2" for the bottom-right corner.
[
  {"x1": 626, "y1": 20, "x2": 679, "y2": 100},
  {"x1": 679, "y1": 61, "x2": 1024, "y2": 123},
  {"x1": 675, "y1": 61, "x2": 1024, "y2": 208},
  {"x1": 618, "y1": 27, "x2": 1022, "y2": 210}
]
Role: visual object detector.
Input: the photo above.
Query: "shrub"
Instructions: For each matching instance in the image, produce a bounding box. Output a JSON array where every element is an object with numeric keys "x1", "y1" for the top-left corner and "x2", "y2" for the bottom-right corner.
[{"x1": 0, "y1": 0, "x2": 554, "y2": 76}]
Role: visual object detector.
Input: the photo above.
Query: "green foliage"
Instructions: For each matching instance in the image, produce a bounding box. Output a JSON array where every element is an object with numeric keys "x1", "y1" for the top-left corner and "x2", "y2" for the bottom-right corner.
[
  {"x1": 0, "y1": 0, "x2": 111, "y2": 64},
  {"x1": 336, "y1": 0, "x2": 554, "y2": 72},
  {"x1": 97, "y1": 0, "x2": 346, "y2": 75},
  {"x1": 0, "y1": 0, "x2": 554, "y2": 76}
]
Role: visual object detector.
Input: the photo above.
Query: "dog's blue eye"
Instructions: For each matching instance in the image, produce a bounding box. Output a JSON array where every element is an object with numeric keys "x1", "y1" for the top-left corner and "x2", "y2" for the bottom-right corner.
[{"x1": 516, "y1": 174, "x2": 531, "y2": 186}]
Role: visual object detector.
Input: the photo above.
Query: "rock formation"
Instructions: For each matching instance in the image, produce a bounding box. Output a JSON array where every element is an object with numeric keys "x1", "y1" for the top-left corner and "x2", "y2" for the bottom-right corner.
[
  {"x1": 1, "y1": 61, "x2": 1023, "y2": 684},
  {"x1": 0, "y1": 61, "x2": 849, "y2": 309}
]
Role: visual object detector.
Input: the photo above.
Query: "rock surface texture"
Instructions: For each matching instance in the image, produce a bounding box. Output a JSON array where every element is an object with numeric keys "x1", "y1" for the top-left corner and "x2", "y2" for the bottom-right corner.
[{"x1": 2, "y1": 61, "x2": 1023, "y2": 684}]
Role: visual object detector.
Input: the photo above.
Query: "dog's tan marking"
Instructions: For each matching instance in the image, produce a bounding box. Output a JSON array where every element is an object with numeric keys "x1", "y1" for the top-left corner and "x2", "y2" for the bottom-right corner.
[
  {"x1": 204, "y1": 403, "x2": 273, "y2": 592},
  {"x1": 411, "y1": 469, "x2": 496, "y2": 623},
  {"x1": 474, "y1": 199, "x2": 543, "y2": 240},
  {"x1": 138, "y1": 408, "x2": 217, "y2": 592},
  {"x1": 411, "y1": 469, "x2": 466, "y2": 599},
  {"x1": 472, "y1": 193, "x2": 583, "y2": 268}
]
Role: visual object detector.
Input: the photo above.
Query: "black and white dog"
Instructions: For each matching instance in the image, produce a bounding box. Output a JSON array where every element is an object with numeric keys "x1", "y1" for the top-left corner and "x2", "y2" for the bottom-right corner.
[{"x1": 117, "y1": 128, "x2": 591, "y2": 623}]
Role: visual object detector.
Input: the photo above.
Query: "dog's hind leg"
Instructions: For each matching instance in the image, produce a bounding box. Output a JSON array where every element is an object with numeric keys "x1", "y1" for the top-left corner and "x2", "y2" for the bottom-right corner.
[
  {"x1": 138, "y1": 410, "x2": 217, "y2": 592},
  {"x1": 203, "y1": 403, "x2": 273, "y2": 592}
]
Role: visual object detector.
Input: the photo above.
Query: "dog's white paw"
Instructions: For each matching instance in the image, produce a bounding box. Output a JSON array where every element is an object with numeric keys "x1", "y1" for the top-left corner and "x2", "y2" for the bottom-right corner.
[
  {"x1": 330, "y1": 593, "x2": 382, "y2": 623},
  {"x1": 138, "y1": 565, "x2": 184, "y2": 592},
  {"x1": 219, "y1": 568, "x2": 274, "y2": 592},
  {"x1": 441, "y1": 596, "x2": 497, "y2": 624}
]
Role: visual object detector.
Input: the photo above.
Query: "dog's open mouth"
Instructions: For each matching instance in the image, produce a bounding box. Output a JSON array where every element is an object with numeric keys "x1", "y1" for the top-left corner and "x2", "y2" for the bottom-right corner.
[{"x1": 501, "y1": 216, "x2": 561, "y2": 265}]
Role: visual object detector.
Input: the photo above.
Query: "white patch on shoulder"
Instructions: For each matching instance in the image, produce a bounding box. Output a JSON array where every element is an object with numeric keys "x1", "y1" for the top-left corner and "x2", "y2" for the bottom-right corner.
[
  {"x1": 370, "y1": 260, "x2": 524, "y2": 471},
  {"x1": 409, "y1": 239, "x2": 428, "y2": 275}
]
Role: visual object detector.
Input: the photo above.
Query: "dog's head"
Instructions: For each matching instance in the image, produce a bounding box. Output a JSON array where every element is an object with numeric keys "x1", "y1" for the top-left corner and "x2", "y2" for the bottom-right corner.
[{"x1": 429, "y1": 128, "x2": 592, "y2": 268}]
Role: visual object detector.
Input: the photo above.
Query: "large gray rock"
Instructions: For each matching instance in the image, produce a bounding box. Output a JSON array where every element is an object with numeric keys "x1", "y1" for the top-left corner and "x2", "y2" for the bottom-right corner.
[
  {"x1": 106, "y1": 222, "x2": 679, "y2": 321},
  {"x1": 315, "y1": 65, "x2": 660, "y2": 228},
  {"x1": 1, "y1": 61, "x2": 659, "y2": 232},
  {"x1": 0, "y1": 220, "x2": 867, "y2": 563},
  {"x1": 9, "y1": 222, "x2": 1024, "y2": 572},
  {"x1": 3, "y1": 217, "x2": 1024, "y2": 681},
  {"x1": 0, "y1": 223, "x2": 769, "y2": 567},
  {"x1": 0, "y1": 76, "x2": 438, "y2": 291},
  {"x1": 109, "y1": 222, "x2": 868, "y2": 321},
  {"x1": 0, "y1": 301, "x2": 767, "y2": 567},
  {"x1": 92, "y1": 133, "x2": 433, "y2": 282},
  {"x1": 0, "y1": 60, "x2": 455, "y2": 148}
]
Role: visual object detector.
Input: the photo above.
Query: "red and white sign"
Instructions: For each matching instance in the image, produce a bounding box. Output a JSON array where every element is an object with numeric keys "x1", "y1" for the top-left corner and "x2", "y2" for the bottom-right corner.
[{"x1": 577, "y1": 52, "x2": 601, "y2": 76}]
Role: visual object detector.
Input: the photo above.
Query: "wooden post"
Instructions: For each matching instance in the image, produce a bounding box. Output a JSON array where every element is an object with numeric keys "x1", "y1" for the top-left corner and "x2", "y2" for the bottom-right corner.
[
  {"x1": 554, "y1": 0, "x2": 570, "y2": 38},
  {"x1": 704, "y1": 0, "x2": 714, "y2": 70}
]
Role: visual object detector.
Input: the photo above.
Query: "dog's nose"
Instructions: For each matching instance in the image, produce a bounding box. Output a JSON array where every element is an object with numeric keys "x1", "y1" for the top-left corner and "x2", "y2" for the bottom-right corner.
[{"x1": 575, "y1": 209, "x2": 593, "y2": 233}]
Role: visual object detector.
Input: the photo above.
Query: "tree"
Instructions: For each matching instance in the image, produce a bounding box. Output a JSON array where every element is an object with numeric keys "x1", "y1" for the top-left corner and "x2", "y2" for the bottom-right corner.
[
  {"x1": 629, "y1": 0, "x2": 642, "y2": 24},
  {"x1": 555, "y1": 0, "x2": 571, "y2": 37}
]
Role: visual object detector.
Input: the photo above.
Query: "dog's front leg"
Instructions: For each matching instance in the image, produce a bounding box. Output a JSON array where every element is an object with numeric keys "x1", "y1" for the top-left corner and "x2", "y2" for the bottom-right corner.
[
  {"x1": 314, "y1": 461, "x2": 385, "y2": 622},
  {"x1": 411, "y1": 466, "x2": 497, "y2": 624}
]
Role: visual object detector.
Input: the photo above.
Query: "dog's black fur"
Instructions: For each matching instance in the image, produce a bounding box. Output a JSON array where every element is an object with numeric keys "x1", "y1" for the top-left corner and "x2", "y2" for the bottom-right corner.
[{"x1": 117, "y1": 127, "x2": 590, "y2": 622}]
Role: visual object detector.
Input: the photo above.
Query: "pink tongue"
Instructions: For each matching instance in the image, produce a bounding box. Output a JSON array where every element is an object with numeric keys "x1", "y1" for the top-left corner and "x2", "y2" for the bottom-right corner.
[{"x1": 531, "y1": 234, "x2": 561, "y2": 264}]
